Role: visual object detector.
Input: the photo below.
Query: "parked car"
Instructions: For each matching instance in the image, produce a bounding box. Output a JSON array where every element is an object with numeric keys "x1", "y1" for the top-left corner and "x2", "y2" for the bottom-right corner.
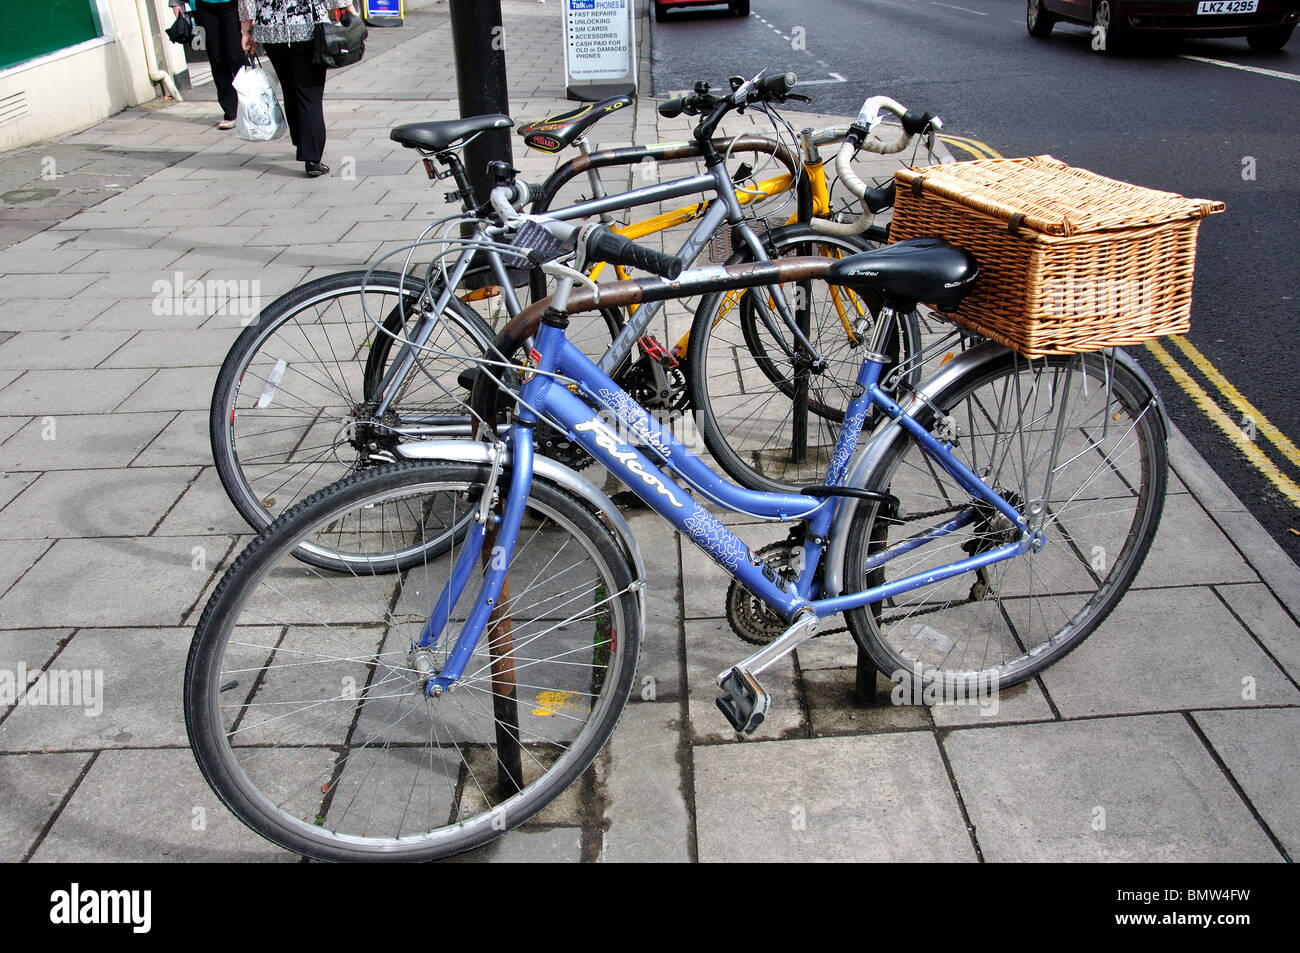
[
  {"x1": 1026, "y1": 0, "x2": 1300, "y2": 52},
  {"x1": 654, "y1": 0, "x2": 749, "y2": 21}
]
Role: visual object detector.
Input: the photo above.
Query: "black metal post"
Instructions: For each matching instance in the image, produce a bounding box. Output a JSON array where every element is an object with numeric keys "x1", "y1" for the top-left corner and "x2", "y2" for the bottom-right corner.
[{"x1": 448, "y1": 0, "x2": 512, "y2": 207}]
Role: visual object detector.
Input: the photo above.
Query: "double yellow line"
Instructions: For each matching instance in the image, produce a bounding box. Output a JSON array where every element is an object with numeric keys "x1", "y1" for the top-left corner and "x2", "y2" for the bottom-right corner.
[
  {"x1": 1146, "y1": 337, "x2": 1300, "y2": 507},
  {"x1": 937, "y1": 134, "x2": 1300, "y2": 509}
]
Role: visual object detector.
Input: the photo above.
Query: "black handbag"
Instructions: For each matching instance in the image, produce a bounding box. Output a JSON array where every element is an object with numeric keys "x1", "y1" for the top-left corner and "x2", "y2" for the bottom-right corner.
[
  {"x1": 165, "y1": 11, "x2": 195, "y2": 45},
  {"x1": 313, "y1": 11, "x2": 368, "y2": 69}
]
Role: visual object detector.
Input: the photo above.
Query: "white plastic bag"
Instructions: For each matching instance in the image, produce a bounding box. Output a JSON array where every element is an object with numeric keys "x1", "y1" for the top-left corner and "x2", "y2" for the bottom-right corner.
[{"x1": 232, "y1": 63, "x2": 288, "y2": 142}]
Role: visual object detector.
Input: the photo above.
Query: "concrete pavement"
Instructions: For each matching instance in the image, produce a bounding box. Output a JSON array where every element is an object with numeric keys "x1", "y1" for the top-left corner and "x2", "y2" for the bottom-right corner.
[{"x1": 0, "y1": 0, "x2": 1297, "y2": 863}]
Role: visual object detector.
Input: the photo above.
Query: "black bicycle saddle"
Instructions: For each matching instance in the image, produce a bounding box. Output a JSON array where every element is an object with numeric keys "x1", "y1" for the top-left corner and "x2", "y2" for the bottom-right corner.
[
  {"x1": 827, "y1": 237, "x2": 978, "y2": 310},
  {"x1": 391, "y1": 114, "x2": 513, "y2": 153},
  {"x1": 517, "y1": 95, "x2": 633, "y2": 153}
]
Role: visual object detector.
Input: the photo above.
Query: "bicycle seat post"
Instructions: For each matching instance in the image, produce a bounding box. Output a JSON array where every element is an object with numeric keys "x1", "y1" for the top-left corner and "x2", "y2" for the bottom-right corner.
[{"x1": 574, "y1": 136, "x2": 616, "y2": 224}]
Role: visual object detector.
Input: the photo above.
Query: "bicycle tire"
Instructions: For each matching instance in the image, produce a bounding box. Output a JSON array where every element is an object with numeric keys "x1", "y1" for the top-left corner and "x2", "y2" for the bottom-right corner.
[
  {"x1": 686, "y1": 225, "x2": 922, "y2": 493},
  {"x1": 843, "y1": 349, "x2": 1167, "y2": 695},
  {"x1": 210, "y1": 271, "x2": 495, "y2": 548},
  {"x1": 185, "y1": 460, "x2": 641, "y2": 862}
]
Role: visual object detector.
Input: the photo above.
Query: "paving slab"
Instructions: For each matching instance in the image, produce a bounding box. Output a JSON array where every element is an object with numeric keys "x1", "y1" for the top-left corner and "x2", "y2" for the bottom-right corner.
[
  {"x1": 0, "y1": 467, "x2": 198, "y2": 539},
  {"x1": 694, "y1": 732, "x2": 976, "y2": 862},
  {"x1": 114, "y1": 367, "x2": 218, "y2": 413},
  {"x1": 131, "y1": 410, "x2": 213, "y2": 467},
  {"x1": 1214, "y1": 582, "x2": 1300, "y2": 683},
  {"x1": 29, "y1": 748, "x2": 296, "y2": 863},
  {"x1": 445, "y1": 826, "x2": 583, "y2": 864},
  {"x1": 1040, "y1": 586, "x2": 1300, "y2": 717},
  {"x1": 0, "y1": 628, "x2": 194, "y2": 751},
  {"x1": 1131, "y1": 492, "x2": 1258, "y2": 589},
  {"x1": 1192, "y1": 707, "x2": 1300, "y2": 857},
  {"x1": 152, "y1": 467, "x2": 249, "y2": 537},
  {"x1": 100, "y1": 328, "x2": 248, "y2": 369},
  {"x1": 0, "y1": 539, "x2": 53, "y2": 599},
  {"x1": 0, "y1": 470, "x2": 37, "y2": 510},
  {"x1": 0, "y1": 329, "x2": 134, "y2": 370},
  {"x1": 944, "y1": 714, "x2": 1282, "y2": 862},
  {"x1": 0, "y1": 368, "x2": 153, "y2": 415},
  {"x1": 0, "y1": 535, "x2": 232, "y2": 629},
  {"x1": 3, "y1": 411, "x2": 174, "y2": 470},
  {"x1": 602, "y1": 701, "x2": 692, "y2": 862},
  {"x1": 0, "y1": 628, "x2": 74, "y2": 708},
  {"x1": 0, "y1": 752, "x2": 93, "y2": 862}
]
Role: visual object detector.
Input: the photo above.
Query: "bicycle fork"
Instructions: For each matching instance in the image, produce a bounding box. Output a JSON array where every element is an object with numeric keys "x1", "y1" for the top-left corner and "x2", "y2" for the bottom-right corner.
[{"x1": 410, "y1": 429, "x2": 536, "y2": 699}]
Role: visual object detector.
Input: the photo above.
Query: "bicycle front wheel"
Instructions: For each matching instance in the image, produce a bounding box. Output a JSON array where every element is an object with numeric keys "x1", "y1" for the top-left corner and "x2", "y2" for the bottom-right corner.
[
  {"x1": 843, "y1": 348, "x2": 1167, "y2": 694},
  {"x1": 185, "y1": 461, "x2": 641, "y2": 861},
  {"x1": 211, "y1": 272, "x2": 495, "y2": 539}
]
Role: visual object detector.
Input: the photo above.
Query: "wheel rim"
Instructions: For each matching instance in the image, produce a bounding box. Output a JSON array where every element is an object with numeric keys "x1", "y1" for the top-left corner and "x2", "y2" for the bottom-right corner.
[
  {"x1": 852, "y1": 352, "x2": 1165, "y2": 690},
  {"x1": 191, "y1": 468, "x2": 635, "y2": 858},
  {"x1": 1028, "y1": 0, "x2": 1040, "y2": 29},
  {"x1": 220, "y1": 279, "x2": 490, "y2": 532}
]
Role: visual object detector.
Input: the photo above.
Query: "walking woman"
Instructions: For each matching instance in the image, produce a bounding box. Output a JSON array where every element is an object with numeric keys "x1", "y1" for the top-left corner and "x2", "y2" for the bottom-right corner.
[
  {"x1": 238, "y1": 0, "x2": 358, "y2": 177},
  {"x1": 171, "y1": 1, "x2": 250, "y2": 129}
]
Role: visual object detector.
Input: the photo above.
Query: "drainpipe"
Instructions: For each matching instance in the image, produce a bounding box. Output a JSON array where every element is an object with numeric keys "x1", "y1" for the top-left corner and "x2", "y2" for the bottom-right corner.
[{"x1": 133, "y1": 0, "x2": 184, "y2": 101}]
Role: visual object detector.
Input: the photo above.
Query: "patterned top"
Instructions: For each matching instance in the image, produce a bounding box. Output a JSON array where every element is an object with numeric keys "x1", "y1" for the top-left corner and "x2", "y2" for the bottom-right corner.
[{"x1": 237, "y1": 0, "x2": 352, "y2": 45}]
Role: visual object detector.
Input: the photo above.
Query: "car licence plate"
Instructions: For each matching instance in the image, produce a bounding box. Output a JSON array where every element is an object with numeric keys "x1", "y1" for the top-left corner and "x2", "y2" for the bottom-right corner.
[{"x1": 1197, "y1": 0, "x2": 1258, "y2": 13}]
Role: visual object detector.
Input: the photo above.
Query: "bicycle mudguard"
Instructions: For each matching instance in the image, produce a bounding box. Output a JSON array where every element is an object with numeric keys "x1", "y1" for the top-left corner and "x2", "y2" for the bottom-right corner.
[
  {"x1": 819, "y1": 342, "x2": 1167, "y2": 597},
  {"x1": 397, "y1": 438, "x2": 647, "y2": 639}
]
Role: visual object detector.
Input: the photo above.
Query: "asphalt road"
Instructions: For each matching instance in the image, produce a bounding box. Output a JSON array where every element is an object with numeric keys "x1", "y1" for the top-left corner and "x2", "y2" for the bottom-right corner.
[{"x1": 652, "y1": 0, "x2": 1300, "y2": 564}]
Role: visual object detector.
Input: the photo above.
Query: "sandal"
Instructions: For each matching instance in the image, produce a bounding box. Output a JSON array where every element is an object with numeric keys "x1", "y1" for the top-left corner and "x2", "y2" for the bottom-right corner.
[{"x1": 217, "y1": 119, "x2": 236, "y2": 130}]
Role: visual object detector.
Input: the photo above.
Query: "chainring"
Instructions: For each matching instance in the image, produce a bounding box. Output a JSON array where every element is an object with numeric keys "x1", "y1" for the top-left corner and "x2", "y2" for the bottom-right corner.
[{"x1": 725, "y1": 542, "x2": 803, "y2": 646}]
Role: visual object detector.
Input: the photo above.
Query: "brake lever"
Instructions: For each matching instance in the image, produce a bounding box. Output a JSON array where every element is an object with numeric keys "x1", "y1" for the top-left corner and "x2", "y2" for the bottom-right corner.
[
  {"x1": 784, "y1": 93, "x2": 812, "y2": 103},
  {"x1": 541, "y1": 260, "x2": 600, "y2": 296}
]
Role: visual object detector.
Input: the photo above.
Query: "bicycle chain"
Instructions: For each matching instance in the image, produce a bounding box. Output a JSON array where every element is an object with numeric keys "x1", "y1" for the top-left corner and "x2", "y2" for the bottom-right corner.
[{"x1": 724, "y1": 503, "x2": 979, "y2": 645}]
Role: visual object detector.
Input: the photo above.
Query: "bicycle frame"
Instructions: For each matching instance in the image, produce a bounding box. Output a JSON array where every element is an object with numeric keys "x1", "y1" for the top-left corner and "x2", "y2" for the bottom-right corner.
[
  {"x1": 414, "y1": 273, "x2": 1038, "y2": 694},
  {"x1": 369, "y1": 155, "x2": 817, "y2": 421}
]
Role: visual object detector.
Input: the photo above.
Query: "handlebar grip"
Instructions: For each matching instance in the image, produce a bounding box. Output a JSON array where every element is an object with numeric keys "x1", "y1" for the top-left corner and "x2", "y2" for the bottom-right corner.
[
  {"x1": 758, "y1": 71, "x2": 797, "y2": 99},
  {"x1": 658, "y1": 97, "x2": 687, "y2": 119},
  {"x1": 584, "y1": 226, "x2": 683, "y2": 280},
  {"x1": 527, "y1": 183, "x2": 544, "y2": 208},
  {"x1": 901, "y1": 109, "x2": 937, "y2": 136},
  {"x1": 862, "y1": 181, "x2": 896, "y2": 215}
]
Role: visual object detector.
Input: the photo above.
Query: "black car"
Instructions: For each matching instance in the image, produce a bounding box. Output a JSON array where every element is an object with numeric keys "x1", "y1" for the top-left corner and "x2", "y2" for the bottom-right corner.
[{"x1": 1027, "y1": 0, "x2": 1300, "y2": 52}]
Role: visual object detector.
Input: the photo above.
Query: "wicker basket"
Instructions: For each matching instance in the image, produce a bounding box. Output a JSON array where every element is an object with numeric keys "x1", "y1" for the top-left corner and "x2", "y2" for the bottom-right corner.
[{"x1": 890, "y1": 155, "x2": 1224, "y2": 357}]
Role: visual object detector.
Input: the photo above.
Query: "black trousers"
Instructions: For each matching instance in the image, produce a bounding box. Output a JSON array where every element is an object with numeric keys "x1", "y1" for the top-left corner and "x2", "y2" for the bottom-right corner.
[
  {"x1": 262, "y1": 40, "x2": 328, "y2": 164},
  {"x1": 194, "y1": 0, "x2": 248, "y2": 121}
]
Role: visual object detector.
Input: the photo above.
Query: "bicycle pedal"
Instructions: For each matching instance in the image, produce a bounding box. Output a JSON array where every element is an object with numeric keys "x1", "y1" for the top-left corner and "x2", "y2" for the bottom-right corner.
[{"x1": 715, "y1": 666, "x2": 770, "y2": 734}]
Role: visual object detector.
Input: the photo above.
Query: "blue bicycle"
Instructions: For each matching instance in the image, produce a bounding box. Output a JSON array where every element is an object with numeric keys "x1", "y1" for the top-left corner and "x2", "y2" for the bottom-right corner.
[{"x1": 184, "y1": 219, "x2": 1168, "y2": 860}]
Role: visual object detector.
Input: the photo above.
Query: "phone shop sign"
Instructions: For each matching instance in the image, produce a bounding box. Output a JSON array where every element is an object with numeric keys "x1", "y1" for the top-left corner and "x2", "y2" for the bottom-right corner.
[{"x1": 564, "y1": 0, "x2": 634, "y2": 81}]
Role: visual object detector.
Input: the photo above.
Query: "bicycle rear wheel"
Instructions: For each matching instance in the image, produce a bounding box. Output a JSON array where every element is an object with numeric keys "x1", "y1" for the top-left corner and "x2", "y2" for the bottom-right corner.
[
  {"x1": 211, "y1": 271, "x2": 495, "y2": 547},
  {"x1": 185, "y1": 461, "x2": 641, "y2": 861},
  {"x1": 843, "y1": 348, "x2": 1167, "y2": 694}
]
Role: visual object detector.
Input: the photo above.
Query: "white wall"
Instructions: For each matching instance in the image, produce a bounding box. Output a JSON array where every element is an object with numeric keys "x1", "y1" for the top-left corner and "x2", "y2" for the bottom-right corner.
[{"x1": 0, "y1": 0, "x2": 187, "y2": 153}]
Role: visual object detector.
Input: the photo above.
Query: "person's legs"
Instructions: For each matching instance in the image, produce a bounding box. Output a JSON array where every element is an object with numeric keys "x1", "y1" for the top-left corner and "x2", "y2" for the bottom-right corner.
[
  {"x1": 261, "y1": 41, "x2": 302, "y2": 155},
  {"x1": 287, "y1": 40, "x2": 327, "y2": 167},
  {"x1": 196, "y1": 0, "x2": 248, "y2": 122}
]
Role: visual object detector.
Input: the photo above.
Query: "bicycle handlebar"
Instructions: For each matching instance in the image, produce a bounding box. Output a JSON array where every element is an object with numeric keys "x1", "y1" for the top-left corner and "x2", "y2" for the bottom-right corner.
[
  {"x1": 811, "y1": 95, "x2": 941, "y2": 237},
  {"x1": 578, "y1": 224, "x2": 683, "y2": 280}
]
